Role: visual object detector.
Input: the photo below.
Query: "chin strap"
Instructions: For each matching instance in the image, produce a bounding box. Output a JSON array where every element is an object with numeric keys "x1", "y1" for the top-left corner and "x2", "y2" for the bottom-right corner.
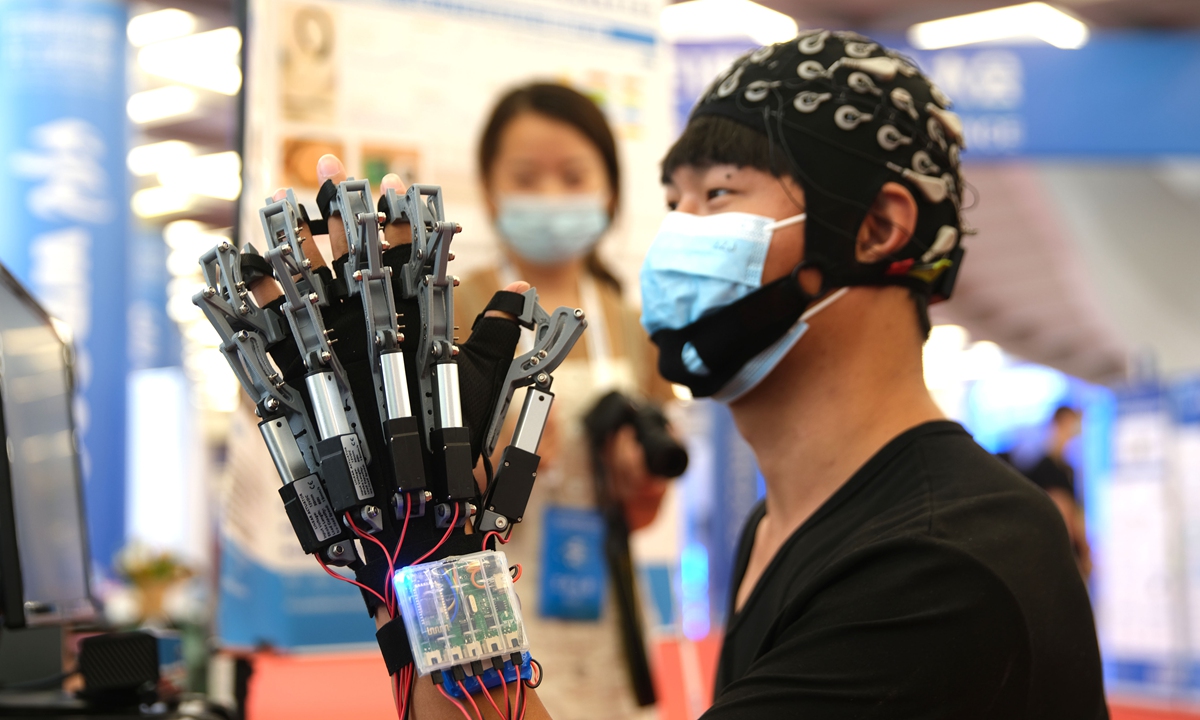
[{"x1": 651, "y1": 264, "x2": 818, "y2": 398}]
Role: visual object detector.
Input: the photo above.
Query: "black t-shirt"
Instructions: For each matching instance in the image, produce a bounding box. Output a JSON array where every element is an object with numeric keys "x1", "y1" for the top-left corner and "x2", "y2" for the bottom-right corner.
[
  {"x1": 1025, "y1": 455, "x2": 1077, "y2": 499},
  {"x1": 706, "y1": 421, "x2": 1107, "y2": 719}
]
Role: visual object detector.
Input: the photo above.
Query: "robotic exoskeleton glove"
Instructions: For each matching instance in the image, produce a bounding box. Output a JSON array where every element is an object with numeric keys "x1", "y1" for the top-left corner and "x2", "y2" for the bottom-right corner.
[{"x1": 193, "y1": 178, "x2": 586, "y2": 670}]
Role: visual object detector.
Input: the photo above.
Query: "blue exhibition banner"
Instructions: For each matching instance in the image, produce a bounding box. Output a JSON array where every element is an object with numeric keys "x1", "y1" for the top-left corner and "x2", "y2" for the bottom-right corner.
[
  {"x1": 675, "y1": 32, "x2": 1200, "y2": 158},
  {"x1": 0, "y1": 0, "x2": 128, "y2": 579}
]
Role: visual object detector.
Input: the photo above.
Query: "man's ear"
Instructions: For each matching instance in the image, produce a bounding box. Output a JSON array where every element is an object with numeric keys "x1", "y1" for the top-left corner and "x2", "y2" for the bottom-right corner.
[{"x1": 855, "y1": 182, "x2": 918, "y2": 263}]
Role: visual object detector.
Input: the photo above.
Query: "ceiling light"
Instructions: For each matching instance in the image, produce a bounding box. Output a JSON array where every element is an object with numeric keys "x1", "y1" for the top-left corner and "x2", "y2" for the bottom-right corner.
[
  {"x1": 127, "y1": 86, "x2": 199, "y2": 124},
  {"x1": 137, "y1": 27, "x2": 243, "y2": 95},
  {"x1": 132, "y1": 186, "x2": 195, "y2": 218},
  {"x1": 661, "y1": 0, "x2": 798, "y2": 46},
  {"x1": 127, "y1": 8, "x2": 197, "y2": 47},
  {"x1": 127, "y1": 140, "x2": 196, "y2": 176},
  {"x1": 157, "y1": 151, "x2": 242, "y2": 201},
  {"x1": 908, "y1": 3, "x2": 1088, "y2": 50}
]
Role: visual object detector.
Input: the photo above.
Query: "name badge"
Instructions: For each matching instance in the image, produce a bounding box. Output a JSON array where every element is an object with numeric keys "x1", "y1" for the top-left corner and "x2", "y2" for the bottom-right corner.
[{"x1": 540, "y1": 505, "x2": 607, "y2": 621}]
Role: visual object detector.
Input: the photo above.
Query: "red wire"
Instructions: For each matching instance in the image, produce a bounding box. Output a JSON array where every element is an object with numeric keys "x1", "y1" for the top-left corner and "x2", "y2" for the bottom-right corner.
[
  {"x1": 346, "y1": 512, "x2": 398, "y2": 614},
  {"x1": 437, "y1": 685, "x2": 474, "y2": 720},
  {"x1": 517, "y1": 670, "x2": 528, "y2": 720},
  {"x1": 481, "y1": 528, "x2": 511, "y2": 551},
  {"x1": 391, "y1": 496, "x2": 413, "y2": 566},
  {"x1": 413, "y1": 503, "x2": 459, "y2": 565},
  {"x1": 477, "y1": 676, "x2": 506, "y2": 720},
  {"x1": 457, "y1": 680, "x2": 486, "y2": 720},
  {"x1": 315, "y1": 555, "x2": 388, "y2": 609},
  {"x1": 510, "y1": 564, "x2": 522, "y2": 583},
  {"x1": 501, "y1": 672, "x2": 511, "y2": 720}
]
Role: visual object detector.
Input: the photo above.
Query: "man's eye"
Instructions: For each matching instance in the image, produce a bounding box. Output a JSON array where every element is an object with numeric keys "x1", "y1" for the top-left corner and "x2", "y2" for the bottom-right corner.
[{"x1": 707, "y1": 188, "x2": 731, "y2": 200}]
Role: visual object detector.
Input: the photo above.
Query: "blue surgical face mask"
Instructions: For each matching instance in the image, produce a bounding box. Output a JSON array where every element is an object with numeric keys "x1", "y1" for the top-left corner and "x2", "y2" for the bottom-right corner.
[
  {"x1": 640, "y1": 210, "x2": 847, "y2": 403},
  {"x1": 496, "y1": 194, "x2": 609, "y2": 264}
]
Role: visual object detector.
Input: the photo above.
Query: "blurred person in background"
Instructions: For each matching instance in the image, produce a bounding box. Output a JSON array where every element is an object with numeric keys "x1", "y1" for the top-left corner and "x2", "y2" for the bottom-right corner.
[
  {"x1": 452, "y1": 82, "x2": 675, "y2": 720},
  {"x1": 1025, "y1": 406, "x2": 1091, "y2": 578}
]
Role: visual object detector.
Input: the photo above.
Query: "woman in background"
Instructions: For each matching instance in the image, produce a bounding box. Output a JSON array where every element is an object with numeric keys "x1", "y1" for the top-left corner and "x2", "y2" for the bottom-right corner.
[{"x1": 454, "y1": 82, "x2": 674, "y2": 720}]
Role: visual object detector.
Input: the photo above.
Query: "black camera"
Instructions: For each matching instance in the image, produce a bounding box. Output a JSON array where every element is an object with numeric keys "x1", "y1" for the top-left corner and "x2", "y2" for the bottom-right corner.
[{"x1": 583, "y1": 391, "x2": 688, "y2": 478}]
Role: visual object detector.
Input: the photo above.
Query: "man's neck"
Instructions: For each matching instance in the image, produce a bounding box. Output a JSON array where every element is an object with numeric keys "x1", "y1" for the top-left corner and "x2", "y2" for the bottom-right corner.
[{"x1": 730, "y1": 288, "x2": 944, "y2": 535}]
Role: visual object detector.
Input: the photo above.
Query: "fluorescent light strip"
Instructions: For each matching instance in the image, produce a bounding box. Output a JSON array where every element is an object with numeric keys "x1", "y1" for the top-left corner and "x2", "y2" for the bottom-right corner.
[
  {"x1": 127, "y1": 86, "x2": 199, "y2": 124},
  {"x1": 138, "y1": 27, "x2": 243, "y2": 95},
  {"x1": 127, "y1": 140, "x2": 196, "y2": 176},
  {"x1": 908, "y1": 2, "x2": 1088, "y2": 50},
  {"x1": 128, "y1": 8, "x2": 197, "y2": 47},
  {"x1": 661, "y1": 0, "x2": 798, "y2": 46}
]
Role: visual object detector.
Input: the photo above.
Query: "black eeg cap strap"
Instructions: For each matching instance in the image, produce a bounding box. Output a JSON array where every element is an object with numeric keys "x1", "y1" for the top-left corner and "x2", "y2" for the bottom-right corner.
[{"x1": 651, "y1": 265, "x2": 817, "y2": 397}]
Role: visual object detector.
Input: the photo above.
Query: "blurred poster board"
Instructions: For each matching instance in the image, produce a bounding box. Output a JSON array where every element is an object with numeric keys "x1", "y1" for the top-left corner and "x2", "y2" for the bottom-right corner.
[
  {"x1": 1098, "y1": 386, "x2": 1186, "y2": 695},
  {"x1": 226, "y1": 0, "x2": 671, "y2": 649},
  {"x1": 242, "y1": 0, "x2": 672, "y2": 292}
]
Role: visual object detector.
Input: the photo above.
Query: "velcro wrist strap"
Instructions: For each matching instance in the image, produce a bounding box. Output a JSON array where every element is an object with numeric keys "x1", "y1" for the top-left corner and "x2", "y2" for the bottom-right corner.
[
  {"x1": 473, "y1": 290, "x2": 525, "y2": 330},
  {"x1": 376, "y1": 617, "x2": 414, "y2": 676}
]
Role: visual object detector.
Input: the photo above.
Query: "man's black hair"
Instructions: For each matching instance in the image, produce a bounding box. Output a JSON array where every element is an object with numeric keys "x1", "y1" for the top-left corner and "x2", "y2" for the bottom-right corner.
[{"x1": 661, "y1": 115, "x2": 933, "y2": 340}]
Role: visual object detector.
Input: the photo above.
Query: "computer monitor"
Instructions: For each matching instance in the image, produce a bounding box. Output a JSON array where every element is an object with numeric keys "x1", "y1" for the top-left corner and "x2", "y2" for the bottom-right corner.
[{"x1": 0, "y1": 264, "x2": 94, "y2": 628}]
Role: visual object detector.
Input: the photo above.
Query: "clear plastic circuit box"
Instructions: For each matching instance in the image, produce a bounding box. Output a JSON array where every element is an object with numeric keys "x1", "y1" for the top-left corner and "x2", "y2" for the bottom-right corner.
[{"x1": 394, "y1": 550, "x2": 530, "y2": 676}]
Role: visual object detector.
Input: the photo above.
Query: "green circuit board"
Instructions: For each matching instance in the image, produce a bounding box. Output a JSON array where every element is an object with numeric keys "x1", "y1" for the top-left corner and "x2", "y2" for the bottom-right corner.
[{"x1": 395, "y1": 550, "x2": 529, "y2": 675}]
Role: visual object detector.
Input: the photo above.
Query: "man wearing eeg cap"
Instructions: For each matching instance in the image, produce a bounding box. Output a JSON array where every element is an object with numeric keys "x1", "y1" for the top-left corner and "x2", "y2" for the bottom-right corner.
[
  {"x1": 634, "y1": 31, "x2": 1109, "y2": 718},
  {"x1": 389, "y1": 31, "x2": 1107, "y2": 719}
]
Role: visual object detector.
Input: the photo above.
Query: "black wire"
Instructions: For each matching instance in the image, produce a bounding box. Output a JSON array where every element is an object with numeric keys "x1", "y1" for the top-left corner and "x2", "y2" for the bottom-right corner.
[
  {"x1": 525, "y1": 662, "x2": 544, "y2": 691},
  {"x1": 481, "y1": 452, "x2": 494, "y2": 492}
]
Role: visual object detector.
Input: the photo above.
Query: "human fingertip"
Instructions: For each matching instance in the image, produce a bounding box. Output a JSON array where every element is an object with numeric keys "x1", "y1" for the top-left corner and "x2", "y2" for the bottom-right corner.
[
  {"x1": 380, "y1": 173, "x2": 403, "y2": 190},
  {"x1": 316, "y1": 154, "x2": 345, "y2": 182},
  {"x1": 272, "y1": 188, "x2": 287, "y2": 201},
  {"x1": 504, "y1": 281, "x2": 531, "y2": 294}
]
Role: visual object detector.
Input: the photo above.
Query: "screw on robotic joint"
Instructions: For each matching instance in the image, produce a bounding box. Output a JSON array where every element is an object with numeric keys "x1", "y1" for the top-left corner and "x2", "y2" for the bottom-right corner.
[
  {"x1": 431, "y1": 346, "x2": 441, "y2": 358},
  {"x1": 451, "y1": 345, "x2": 459, "y2": 357},
  {"x1": 376, "y1": 212, "x2": 386, "y2": 224},
  {"x1": 308, "y1": 292, "x2": 319, "y2": 304},
  {"x1": 529, "y1": 356, "x2": 540, "y2": 366},
  {"x1": 495, "y1": 516, "x2": 509, "y2": 530},
  {"x1": 467, "y1": 503, "x2": 477, "y2": 517},
  {"x1": 302, "y1": 258, "x2": 312, "y2": 269},
  {"x1": 453, "y1": 223, "x2": 462, "y2": 233},
  {"x1": 236, "y1": 331, "x2": 249, "y2": 340},
  {"x1": 282, "y1": 245, "x2": 293, "y2": 255},
  {"x1": 238, "y1": 304, "x2": 249, "y2": 315},
  {"x1": 328, "y1": 544, "x2": 346, "y2": 558},
  {"x1": 448, "y1": 252, "x2": 455, "y2": 261},
  {"x1": 353, "y1": 271, "x2": 363, "y2": 281},
  {"x1": 538, "y1": 350, "x2": 548, "y2": 359},
  {"x1": 452, "y1": 277, "x2": 460, "y2": 287},
  {"x1": 536, "y1": 373, "x2": 549, "y2": 385},
  {"x1": 203, "y1": 286, "x2": 217, "y2": 298},
  {"x1": 574, "y1": 308, "x2": 585, "y2": 318},
  {"x1": 264, "y1": 397, "x2": 280, "y2": 411},
  {"x1": 320, "y1": 351, "x2": 332, "y2": 364},
  {"x1": 397, "y1": 333, "x2": 405, "y2": 343},
  {"x1": 423, "y1": 491, "x2": 433, "y2": 502},
  {"x1": 219, "y1": 241, "x2": 232, "y2": 252}
]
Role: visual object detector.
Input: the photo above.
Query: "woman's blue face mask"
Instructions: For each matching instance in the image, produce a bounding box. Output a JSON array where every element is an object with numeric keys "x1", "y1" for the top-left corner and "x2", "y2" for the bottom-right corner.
[{"x1": 496, "y1": 194, "x2": 609, "y2": 264}]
